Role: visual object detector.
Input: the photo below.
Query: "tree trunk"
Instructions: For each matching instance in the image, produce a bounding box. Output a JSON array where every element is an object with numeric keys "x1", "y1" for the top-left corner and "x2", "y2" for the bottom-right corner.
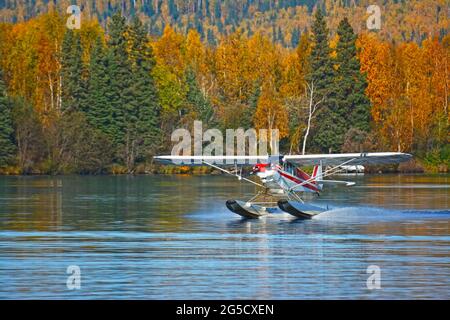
[{"x1": 302, "y1": 86, "x2": 314, "y2": 155}]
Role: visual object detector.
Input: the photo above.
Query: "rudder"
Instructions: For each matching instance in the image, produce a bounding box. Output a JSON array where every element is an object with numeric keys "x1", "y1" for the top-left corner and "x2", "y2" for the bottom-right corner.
[{"x1": 311, "y1": 162, "x2": 323, "y2": 190}]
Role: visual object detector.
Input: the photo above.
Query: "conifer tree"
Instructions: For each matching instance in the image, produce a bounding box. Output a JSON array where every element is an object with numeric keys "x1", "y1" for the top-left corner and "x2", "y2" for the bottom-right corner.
[
  {"x1": 308, "y1": 8, "x2": 337, "y2": 153},
  {"x1": 107, "y1": 11, "x2": 134, "y2": 153},
  {"x1": 334, "y1": 18, "x2": 371, "y2": 137},
  {"x1": 61, "y1": 29, "x2": 84, "y2": 113},
  {"x1": 128, "y1": 17, "x2": 161, "y2": 164},
  {"x1": 242, "y1": 82, "x2": 261, "y2": 130},
  {"x1": 291, "y1": 27, "x2": 300, "y2": 48},
  {"x1": 168, "y1": 0, "x2": 179, "y2": 20},
  {"x1": 185, "y1": 68, "x2": 213, "y2": 124},
  {"x1": 207, "y1": 29, "x2": 216, "y2": 45},
  {"x1": 0, "y1": 69, "x2": 16, "y2": 166},
  {"x1": 85, "y1": 37, "x2": 113, "y2": 138}
]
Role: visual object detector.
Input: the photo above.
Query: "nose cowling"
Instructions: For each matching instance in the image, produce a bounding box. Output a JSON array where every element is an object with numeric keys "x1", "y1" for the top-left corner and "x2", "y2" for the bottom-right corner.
[
  {"x1": 254, "y1": 163, "x2": 276, "y2": 180},
  {"x1": 252, "y1": 163, "x2": 269, "y2": 173}
]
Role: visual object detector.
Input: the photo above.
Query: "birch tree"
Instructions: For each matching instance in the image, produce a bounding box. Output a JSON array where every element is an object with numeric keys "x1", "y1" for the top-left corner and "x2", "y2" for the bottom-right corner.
[{"x1": 302, "y1": 81, "x2": 324, "y2": 155}]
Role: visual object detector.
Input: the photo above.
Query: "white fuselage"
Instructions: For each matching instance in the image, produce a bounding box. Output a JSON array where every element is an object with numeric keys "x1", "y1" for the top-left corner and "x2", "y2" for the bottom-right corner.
[{"x1": 255, "y1": 165, "x2": 320, "y2": 195}]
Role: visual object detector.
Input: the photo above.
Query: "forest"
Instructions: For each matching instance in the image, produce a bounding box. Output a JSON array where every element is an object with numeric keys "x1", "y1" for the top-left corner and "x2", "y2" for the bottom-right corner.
[
  {"x1": 1, "y1": 1, "x2": 448, "y2": 45},
  {"x1": 0, "y1": 0, "x2": 448, "y2": 174}
]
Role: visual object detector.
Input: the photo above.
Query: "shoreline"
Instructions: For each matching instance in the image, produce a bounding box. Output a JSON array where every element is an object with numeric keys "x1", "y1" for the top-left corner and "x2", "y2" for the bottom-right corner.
[
  {"x1": 0, "y1": 170, "x2": 448, "y2": 177},
  {"x1": 0, "y1": 158, "x2": 448, "y2": 176}
]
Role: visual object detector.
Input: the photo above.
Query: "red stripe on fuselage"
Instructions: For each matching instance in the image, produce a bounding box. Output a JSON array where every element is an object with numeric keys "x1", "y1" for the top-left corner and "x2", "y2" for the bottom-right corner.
[
  {"x1": 312, "y1": 165, "x2": 318, "y2": 178},
  {"x1": 295, "y1": 167, "x2": 311, "y2": 181},
  {"x1": 278, "y1": 170, "x2": 320, "y2": 192}
]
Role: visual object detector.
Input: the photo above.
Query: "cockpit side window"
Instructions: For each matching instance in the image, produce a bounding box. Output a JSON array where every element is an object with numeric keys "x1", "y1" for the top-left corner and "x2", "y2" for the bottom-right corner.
[{"x1": 284, "y1": 162, "x2": 294, "y2": 175}]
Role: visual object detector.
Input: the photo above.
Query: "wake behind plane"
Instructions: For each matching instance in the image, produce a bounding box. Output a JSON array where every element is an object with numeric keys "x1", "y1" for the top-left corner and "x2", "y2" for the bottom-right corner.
[{"x1": 155, "y1": 152, "x2": 412, "y2": 219}]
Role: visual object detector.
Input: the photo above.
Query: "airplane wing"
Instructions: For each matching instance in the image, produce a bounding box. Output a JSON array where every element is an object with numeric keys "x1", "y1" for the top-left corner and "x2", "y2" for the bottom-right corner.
[
  {"x1": 154, "y1": 155, "x2": 274, "y2": 166},
  {"x1": 283, "y1": 152, "x2": 412, "y2": 166},
  {"x1": 154, "y1": 155, "x2": 274, "y2": 187}
]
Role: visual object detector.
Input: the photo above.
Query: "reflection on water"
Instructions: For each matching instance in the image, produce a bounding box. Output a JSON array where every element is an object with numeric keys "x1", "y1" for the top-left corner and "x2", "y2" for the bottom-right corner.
[{"x1": 0, "y1": 174, "x2": 448, "y2": 299}]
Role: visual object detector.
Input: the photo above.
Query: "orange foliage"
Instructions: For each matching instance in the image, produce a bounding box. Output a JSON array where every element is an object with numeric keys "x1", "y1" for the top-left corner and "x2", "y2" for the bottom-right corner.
[
  {"x1": 254, "y1": 85, "x2": 289, "y2": 139},
  {"x1": 358, "y1": 32, "x2": 449, "y2": 152},
  {"x1": 0, "y1": 11, "x2": 448, "y2": 156}
]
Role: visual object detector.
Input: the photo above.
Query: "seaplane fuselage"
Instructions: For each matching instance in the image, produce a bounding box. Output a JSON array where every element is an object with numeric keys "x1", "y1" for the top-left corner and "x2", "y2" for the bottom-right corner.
[{"x1": 252, "y1": 163, "x2": 323, "y2": 195}]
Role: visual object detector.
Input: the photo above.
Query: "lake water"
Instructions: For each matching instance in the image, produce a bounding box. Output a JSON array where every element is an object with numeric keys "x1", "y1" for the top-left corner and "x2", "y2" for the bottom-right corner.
[{"x1": 0, "y1": 174, "x2": 448, "y2": 299}]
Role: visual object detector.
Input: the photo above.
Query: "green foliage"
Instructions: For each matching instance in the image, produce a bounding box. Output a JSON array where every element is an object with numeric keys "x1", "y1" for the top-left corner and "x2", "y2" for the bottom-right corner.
[
  {"x1": 61, "y1": 29, "x2": 85, "y2": 113},
  {"x1": 126, "y1": 17, "x2": 162, "y2": 164},
  {"x1": 0, "y1": 69, "x2": 16, "y2": 166},
  {"x1": 291, "y1": 27, "x2": 300, "y2": 48},
  {"x1": 153, "y1": 64, "x2": 187, "y2": 119},
  {"x1": 333, "y1": 18, "x2": 371, "y2": 141},
  {"x1": 11, "y1": 98, "x2": 44, "y2": 174},
  {"x1": 107, "y1": 11, "x2": 134, "y2": 149},
  {"x1": 242, "y1": 83, "x2": 261, "y2": 130},
  {"x1": 423, "y1": 145, "x2": 450, "y2": 169},
  {"x1": 85, "y1": 13, "x2": 162, "y2": 172},
  {"x1": 309, "y1": 16, "x2": 372, "y2": 153},
  {"x1": 207, "y1": 29, "x2": 216, "y2": 46},
  {"x1": 0, "y1": 6, "x2": 448, "y2": 174},
  {"x1": 85, "y1": 37, "x2": 113, "y2": 138},
  {"x1": 0, "y1": 0, "x2": 446, "y2": 48},
  {"x1": 45, "y1": 112, "x2": 113, "y2": 174},
  {"x1": 307, "y1": 9, "x2": 334, "y2": 91},
  {"x1": 185, "y1": 68, "x2": 214, "y2": 125},
  {"x1": 308, "y1": 8, "x2": 337, "y2": 153}
]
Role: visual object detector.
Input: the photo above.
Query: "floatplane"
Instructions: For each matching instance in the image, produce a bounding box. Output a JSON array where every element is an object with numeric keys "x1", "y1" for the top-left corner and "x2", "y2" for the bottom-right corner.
[{"x1": 155, "y1": 152, "x2": 412, "y2": 219}]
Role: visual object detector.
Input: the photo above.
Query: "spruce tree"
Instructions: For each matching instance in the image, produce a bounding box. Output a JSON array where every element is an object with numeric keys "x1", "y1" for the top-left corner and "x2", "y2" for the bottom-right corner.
[
  {"x1": 207, "y1": 29, "x2": 216, "y2": 46},
  {"x1": 85, "y1": 37, "x2": 114, "y2": 138},
  {"x1": 241, "y1": 82, "x2": 261, "y2": 130},
  {"x1": 277, "y1": 27, "x2": 284, "y2": 46},
  {"x1": 334, "y1": 18, "x2": 371, "y2": 137},
  {"x1": 128, "y1": 17, "x2": 161, "y2": 162},
  {"x1": 168, "y1": 0, "x2": 179, "y2": 21},
  {"x1": 291, "y1": 27, "x2": 300, "y2": 48},
  {"x1": 185, "y1": 68, "x2": 213, "y2": 124},
  {"x1": 0, "y1": 69, "x2": 16, "y2": 166},
  {"x1": 107, "y1": 11, "x2": 133, "y2": 150},
  {"x1": 214, "y1": 1, "x2": 222, "y2": 20},
  {"x1": 308, "y1": 8, "x2": 338, "y2": 153},
  {"x1": 61, "y1": 29, "x2": 84, "y2": 113},
  {"x1": 91, "y1": 13, "x2": 162, "y2": 170}
]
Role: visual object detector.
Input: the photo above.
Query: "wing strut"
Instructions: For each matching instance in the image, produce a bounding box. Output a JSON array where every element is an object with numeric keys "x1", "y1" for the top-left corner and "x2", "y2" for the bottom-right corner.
[{"x1": 201, "y1": 161, "x2": 265, "y2": 188}]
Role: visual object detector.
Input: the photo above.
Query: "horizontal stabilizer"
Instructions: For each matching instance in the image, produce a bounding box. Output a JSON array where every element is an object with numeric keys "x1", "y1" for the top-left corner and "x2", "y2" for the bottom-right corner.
[{"x1": 315, "y1": 180, "x2": 355, "y2": 186}]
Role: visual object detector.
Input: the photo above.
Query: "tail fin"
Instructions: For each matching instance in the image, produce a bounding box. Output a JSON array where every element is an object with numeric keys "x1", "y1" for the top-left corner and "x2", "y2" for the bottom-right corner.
[
  {"x1": 311, "y1": 162, "x2": 323, "y2": 190},
  {"x1": 311, "y1": 164, "x2": 322, "y2": 180}
]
